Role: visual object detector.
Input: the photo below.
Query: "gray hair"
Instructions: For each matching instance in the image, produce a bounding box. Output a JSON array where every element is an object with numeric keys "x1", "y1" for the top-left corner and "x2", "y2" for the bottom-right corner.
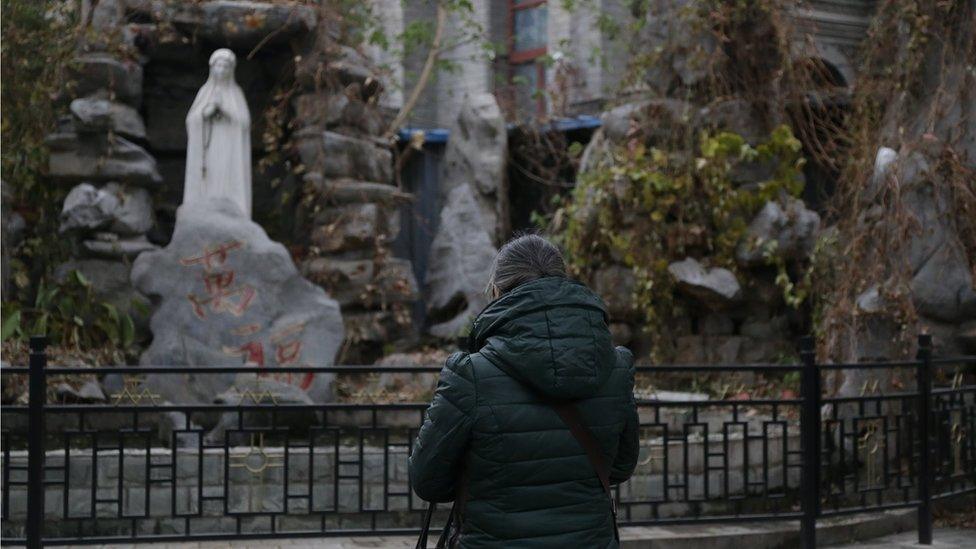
[{"x1": 485, "y1": 234, "x2": 567, "y2": 297}]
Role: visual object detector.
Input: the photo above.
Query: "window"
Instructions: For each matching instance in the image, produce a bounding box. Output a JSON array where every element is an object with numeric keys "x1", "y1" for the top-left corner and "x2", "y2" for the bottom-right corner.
[{"x1": 509, "y1": 0, "x2": 547, "y2": 117}]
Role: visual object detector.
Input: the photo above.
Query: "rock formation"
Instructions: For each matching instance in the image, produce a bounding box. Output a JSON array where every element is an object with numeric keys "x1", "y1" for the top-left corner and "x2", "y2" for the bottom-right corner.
[
  {"x1": 569, "y1": 1, "x2": 815, "y2": 363},
  {"x1": 53, "y1": 0, "x2": 417, "y2": 366},
  {"x1": 828, "y1": 2, "x2": 975, "y2": 368},
  {"x1": 49, "y1": 39, "x2": 162, "y2": 338},
  {"x1": 425, "y1": 184, "x2": 498, "y2": 339},
  {"x1": 439, "y1": 93, "x2": 509, "y2": 244},
  {"x1": 293, "y1": 22, "x2": 418, "y2": 363},
  {"x1": 419, "y1": 94, "x2": 508, "y2": 339},
  {"x1": 132, "y1": 199, "x2": 344, "y2": 404}
]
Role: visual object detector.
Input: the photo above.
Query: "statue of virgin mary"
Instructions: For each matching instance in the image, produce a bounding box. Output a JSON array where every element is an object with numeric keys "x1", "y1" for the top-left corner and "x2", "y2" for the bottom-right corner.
[{"x1": 183, "y1": 48, "x2": 252, "y2": 218}]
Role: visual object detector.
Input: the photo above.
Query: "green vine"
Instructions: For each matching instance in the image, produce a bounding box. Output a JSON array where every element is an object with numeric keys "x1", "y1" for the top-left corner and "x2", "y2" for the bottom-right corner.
[
  {"x1": 552, "y1": 125, "x2": 805, "y2": 356},
  {"x1": 1, "y1": 270, "x2": 140, "y2": 351}
]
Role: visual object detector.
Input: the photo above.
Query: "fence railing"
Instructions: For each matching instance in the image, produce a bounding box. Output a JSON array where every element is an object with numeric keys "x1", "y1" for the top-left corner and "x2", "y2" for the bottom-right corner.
[{"x1": 0, "y1": 334, "x2": 973, "y2": 548}]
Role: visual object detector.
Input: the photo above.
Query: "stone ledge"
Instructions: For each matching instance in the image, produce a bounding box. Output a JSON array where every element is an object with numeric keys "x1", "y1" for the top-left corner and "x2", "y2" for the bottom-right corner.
[{"x1": 40, "y1": 509, "x2": 916, "y2": 548}]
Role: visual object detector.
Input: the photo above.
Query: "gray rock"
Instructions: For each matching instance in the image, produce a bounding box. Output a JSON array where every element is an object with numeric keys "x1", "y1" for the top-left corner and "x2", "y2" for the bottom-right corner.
[
  {"x1": 736, "y1": 198, "x2": 821, "y2": 265},
  {"x1": 54, "y1": 259, "x2": 151, "y2": 335},
  {"x1": 876, "y1": 158, "x2": 976, "y2": 323},
  {"x1": 871, "y1": 147, "x2": 898, "y2": 185},
  {"x1": 71, "y1": 95, "x2": 146, "y2": 140},
  {"x1": 856, "y1": 286, "x2": 885, "y2": 314},
  {"x1": 205, "y1": 374, "x2": 320, "y2": 445},
  {"x1": 848, "y1": 315, "x2": 902, "y2": 362},
  {"x1": 917, "y1": 317, "x2": 966, "y2": 357},
  {"x1": 440, "y1": 93, "x2": 508, "y2": 243},
  {"x1": 292, "y1": 92, "x2": 383, "y2": 136},
  {"x1": 60, "y1": 183, "x2": 120, "y2": 233},
  {"x1": 295, "y1": 129, "x2": 393, "y2": 183},
  {"x1": 83, "y1": 235, "x2": 159, "y2": 260},
  {"x1": 168, "y1": 1, "x2": 317, "y2": 49},
  {"x1": 425, "y1": 184, "x2": 497, "y2": 339},
  {"x1": 294, "y1": 92, "x2": 347, "y2": 129},
  {"x1": 601, "y1": 99, "x2": 694, "y2": 146},
  {"x1": 170, "y1": 414, "x2": 205, "y2": 448},
  {"x1": 55, "y1": 381, "x2": 106, "y2": 403},
  {"x1": 700, "y1": 313, "x2": 734, "y2": 336},
  {"x1": 303, "y1": 174, "x2": 412, "y2": 206},
  {"x1": 295, "y1": 44, "x2": 375, "y2": 90},
  {"x1": 709, "y1": 336, "x2": 746, "y2": 364},
  {"x1": 132, "y1": 199, "x2": 344, "y2": 404},
  {"x1": 739, "y1": 337, "x2": 790, "y2": 364},
  {"x1": 697, "y1": 99, "x2": 770, "y2": 145},
  {"x1": 309, "y1": 203, "x2": 399, "y2": 253},
  {"x1": 601, "y1": 101, "x2": 648, "y2": 143},
  {"x1": 668, "y1": 257, "x2": 741, "y2": 309},
  {"x1": 369, "y1": 351, "x2": 448, "y2": 400},
  {"x1": 103, "y1": 183, "x2": 155, "y2": 235},
  {"x1": 302, "y1": 257, "x2": 417, "y2": 308},
  {"x1": 69, "y1": 53, "x2": 143, "y2": 107},
  {"x1": 911, "y1": 241, "x2": 976, "y2": 323},
  {"x1": 728, "y1": 156, "x2": 780, "y2": 187},
  {"x1": 637, "y1": 0, "x2": 718, "y2": 94},
  {"x1": 60, "y1": 182, "x2": 154, "y2": 236},
  {"x1": 90, "y1": 0, "x2": 124, "y2": 29},
  {"x1": 958, "y1": 320, "x2": 976, "y2": 354},
  {"x1": 675, "y1": 335, "x2": 747, "y2": 364},
  {"x1": 47, "y1": 132, "x2": 162, "y2": 187},
  {"x1": 343, "y1": 310, "x2": 408, "y2": 345},
  {"x1": 900, "y1": 171, "x2": 949, "y2": 272},
  {"x1": 579, "y1": 128, "x2": 613, "y2": 174},
  {"x1": 740, "y1": 315, "x2": 787, "y2": 340},
  {"x1": 593, "y1": 266, "x2": 637, "y2": 320}
]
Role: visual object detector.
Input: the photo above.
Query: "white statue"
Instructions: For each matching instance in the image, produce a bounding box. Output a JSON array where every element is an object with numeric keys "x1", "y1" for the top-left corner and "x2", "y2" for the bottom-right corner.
[{"x1": 184, "y1": 49, "x2": 252, "y2": 218}]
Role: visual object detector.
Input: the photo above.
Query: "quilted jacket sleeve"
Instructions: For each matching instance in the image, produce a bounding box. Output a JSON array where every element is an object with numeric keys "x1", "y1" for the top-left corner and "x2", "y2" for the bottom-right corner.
[
  {"x1": 409, "y1": 351, "x2": 477, "y2": 503},
  {"x1": 610, "y1": 347, "x2": 639, "y2": 485}
]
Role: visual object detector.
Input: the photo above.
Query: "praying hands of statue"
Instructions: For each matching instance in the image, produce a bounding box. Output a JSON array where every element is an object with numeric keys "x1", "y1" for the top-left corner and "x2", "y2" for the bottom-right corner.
[{"x1": 203, "y1": 102, "x2": 222, "y2": 120}]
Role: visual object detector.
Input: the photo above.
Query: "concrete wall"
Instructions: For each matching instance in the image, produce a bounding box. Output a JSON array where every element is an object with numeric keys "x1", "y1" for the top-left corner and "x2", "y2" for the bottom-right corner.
[{"x1": 1, "y1": 429, "x2": 798, "y2": 537}]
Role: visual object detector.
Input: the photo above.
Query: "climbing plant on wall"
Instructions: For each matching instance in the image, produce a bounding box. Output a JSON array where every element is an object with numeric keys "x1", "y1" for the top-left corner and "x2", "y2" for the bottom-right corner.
[
  {"x1": 1, "y1": 1, "x2": 143, "y2": 354},
  {"x1": 1, "y1": 1, "x2": 77, "y2": 294},
  {"x1": 542, "y1": 0, "x2": 844, "y2": 360},
  {"x1": 552, "y1": 126, "x2": 806, "y2": 355},
  {"x1": 813, "y1": 0, "x2": 976, "y2": 361}
]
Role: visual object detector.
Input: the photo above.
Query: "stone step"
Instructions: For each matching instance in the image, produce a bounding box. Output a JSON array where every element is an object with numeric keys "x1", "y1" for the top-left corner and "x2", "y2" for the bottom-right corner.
[
  {"x1": 295, "y1": 130, "x2": 393, "y2": 183},
  {"x1": 303, "y1": 174, "x2": 413, "y2": 206}
]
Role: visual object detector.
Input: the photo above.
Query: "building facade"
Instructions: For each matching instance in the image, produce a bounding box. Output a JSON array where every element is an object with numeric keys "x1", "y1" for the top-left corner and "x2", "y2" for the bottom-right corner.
[{"x1": 377, "y1": 0, "x2": 878, "y2": 129}]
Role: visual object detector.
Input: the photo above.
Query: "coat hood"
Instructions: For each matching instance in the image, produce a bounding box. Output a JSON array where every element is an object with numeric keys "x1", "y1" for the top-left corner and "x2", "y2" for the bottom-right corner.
[{"x1": 469, "y1": 276, "x2": 616, "y2": 399}]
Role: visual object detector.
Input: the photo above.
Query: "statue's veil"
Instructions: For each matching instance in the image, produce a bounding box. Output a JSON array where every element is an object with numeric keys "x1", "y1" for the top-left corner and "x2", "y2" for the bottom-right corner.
[{"x1": 187, "y1": 49, "x2": 250, "y2": 127}]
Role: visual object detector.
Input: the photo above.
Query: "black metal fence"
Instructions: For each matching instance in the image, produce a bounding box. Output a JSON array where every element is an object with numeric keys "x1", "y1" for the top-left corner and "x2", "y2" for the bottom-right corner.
[{"x1": 1, "y1": 335, "x2": 973, "y2": 548}]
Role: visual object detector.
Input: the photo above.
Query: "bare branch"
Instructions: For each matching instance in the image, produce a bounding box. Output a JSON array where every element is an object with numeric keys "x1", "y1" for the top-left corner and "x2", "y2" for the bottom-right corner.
[{"x1": 383, "y1": 1, "x2": 447, "y2": 139}]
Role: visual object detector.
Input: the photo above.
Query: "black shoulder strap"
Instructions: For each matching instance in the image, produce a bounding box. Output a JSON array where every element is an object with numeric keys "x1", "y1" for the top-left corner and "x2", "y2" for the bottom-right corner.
[{"x1": 475, "y1": 354, "x2": 619, "y2": 541}]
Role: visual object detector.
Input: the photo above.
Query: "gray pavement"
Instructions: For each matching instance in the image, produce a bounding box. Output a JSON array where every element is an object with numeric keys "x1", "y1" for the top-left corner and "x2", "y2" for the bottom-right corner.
[
  {"x1": 50, "y1": 528, "x2": 975, "y2": 548},
  {"x1": 827, "y1": 528, "x2": 975, "y2": 548}
]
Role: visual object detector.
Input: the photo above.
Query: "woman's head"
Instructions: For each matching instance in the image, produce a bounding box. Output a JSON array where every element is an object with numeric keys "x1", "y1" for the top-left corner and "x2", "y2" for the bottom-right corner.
[
  {"x1": 209, "y1": 48, "x2": 236, "y2": 82},
  {"x1": 485, "y1": 234, "x2": 567, "y2": 299}
]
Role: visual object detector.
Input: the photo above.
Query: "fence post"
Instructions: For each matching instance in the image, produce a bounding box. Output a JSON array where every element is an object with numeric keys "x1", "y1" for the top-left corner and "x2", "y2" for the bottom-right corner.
[
  {"x1": 799, "y1": 335, "x2": 820, "y2": 549},
  {"x1": 27, "y1": 335, "x2": 47, "y2": 549},
  {"x1": 915, "y1": 333, "x2": 933, "y2": 545}
]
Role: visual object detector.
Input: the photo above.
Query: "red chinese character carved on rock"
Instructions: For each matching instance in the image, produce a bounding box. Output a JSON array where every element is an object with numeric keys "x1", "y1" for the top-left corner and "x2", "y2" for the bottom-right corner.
[{"x1": 180, "y1": 241, "x2": 244, "y2": 272}]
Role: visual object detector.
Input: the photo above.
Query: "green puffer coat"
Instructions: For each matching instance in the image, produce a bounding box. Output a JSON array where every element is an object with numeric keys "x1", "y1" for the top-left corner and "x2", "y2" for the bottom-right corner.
[{"x1": 409, "y1": 276, "x2": 639, "y2": 548}]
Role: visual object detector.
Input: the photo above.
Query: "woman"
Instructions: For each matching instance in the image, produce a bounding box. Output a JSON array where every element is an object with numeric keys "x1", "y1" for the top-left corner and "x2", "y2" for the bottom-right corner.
[{"x1": 410, "y1": 234, "x2": 639, "y2": 548}]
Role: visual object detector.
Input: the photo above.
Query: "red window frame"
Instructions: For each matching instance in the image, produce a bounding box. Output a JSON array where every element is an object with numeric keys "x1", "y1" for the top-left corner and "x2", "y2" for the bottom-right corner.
[{"x1": 508, "y1": 0, "x2": 547, "y2": 116}]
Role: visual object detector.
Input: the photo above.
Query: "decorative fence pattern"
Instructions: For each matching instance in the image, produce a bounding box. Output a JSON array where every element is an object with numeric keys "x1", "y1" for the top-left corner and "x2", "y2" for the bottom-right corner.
[{"x1": 1, "y1": 335, "x2": 973, "y2": 549}]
